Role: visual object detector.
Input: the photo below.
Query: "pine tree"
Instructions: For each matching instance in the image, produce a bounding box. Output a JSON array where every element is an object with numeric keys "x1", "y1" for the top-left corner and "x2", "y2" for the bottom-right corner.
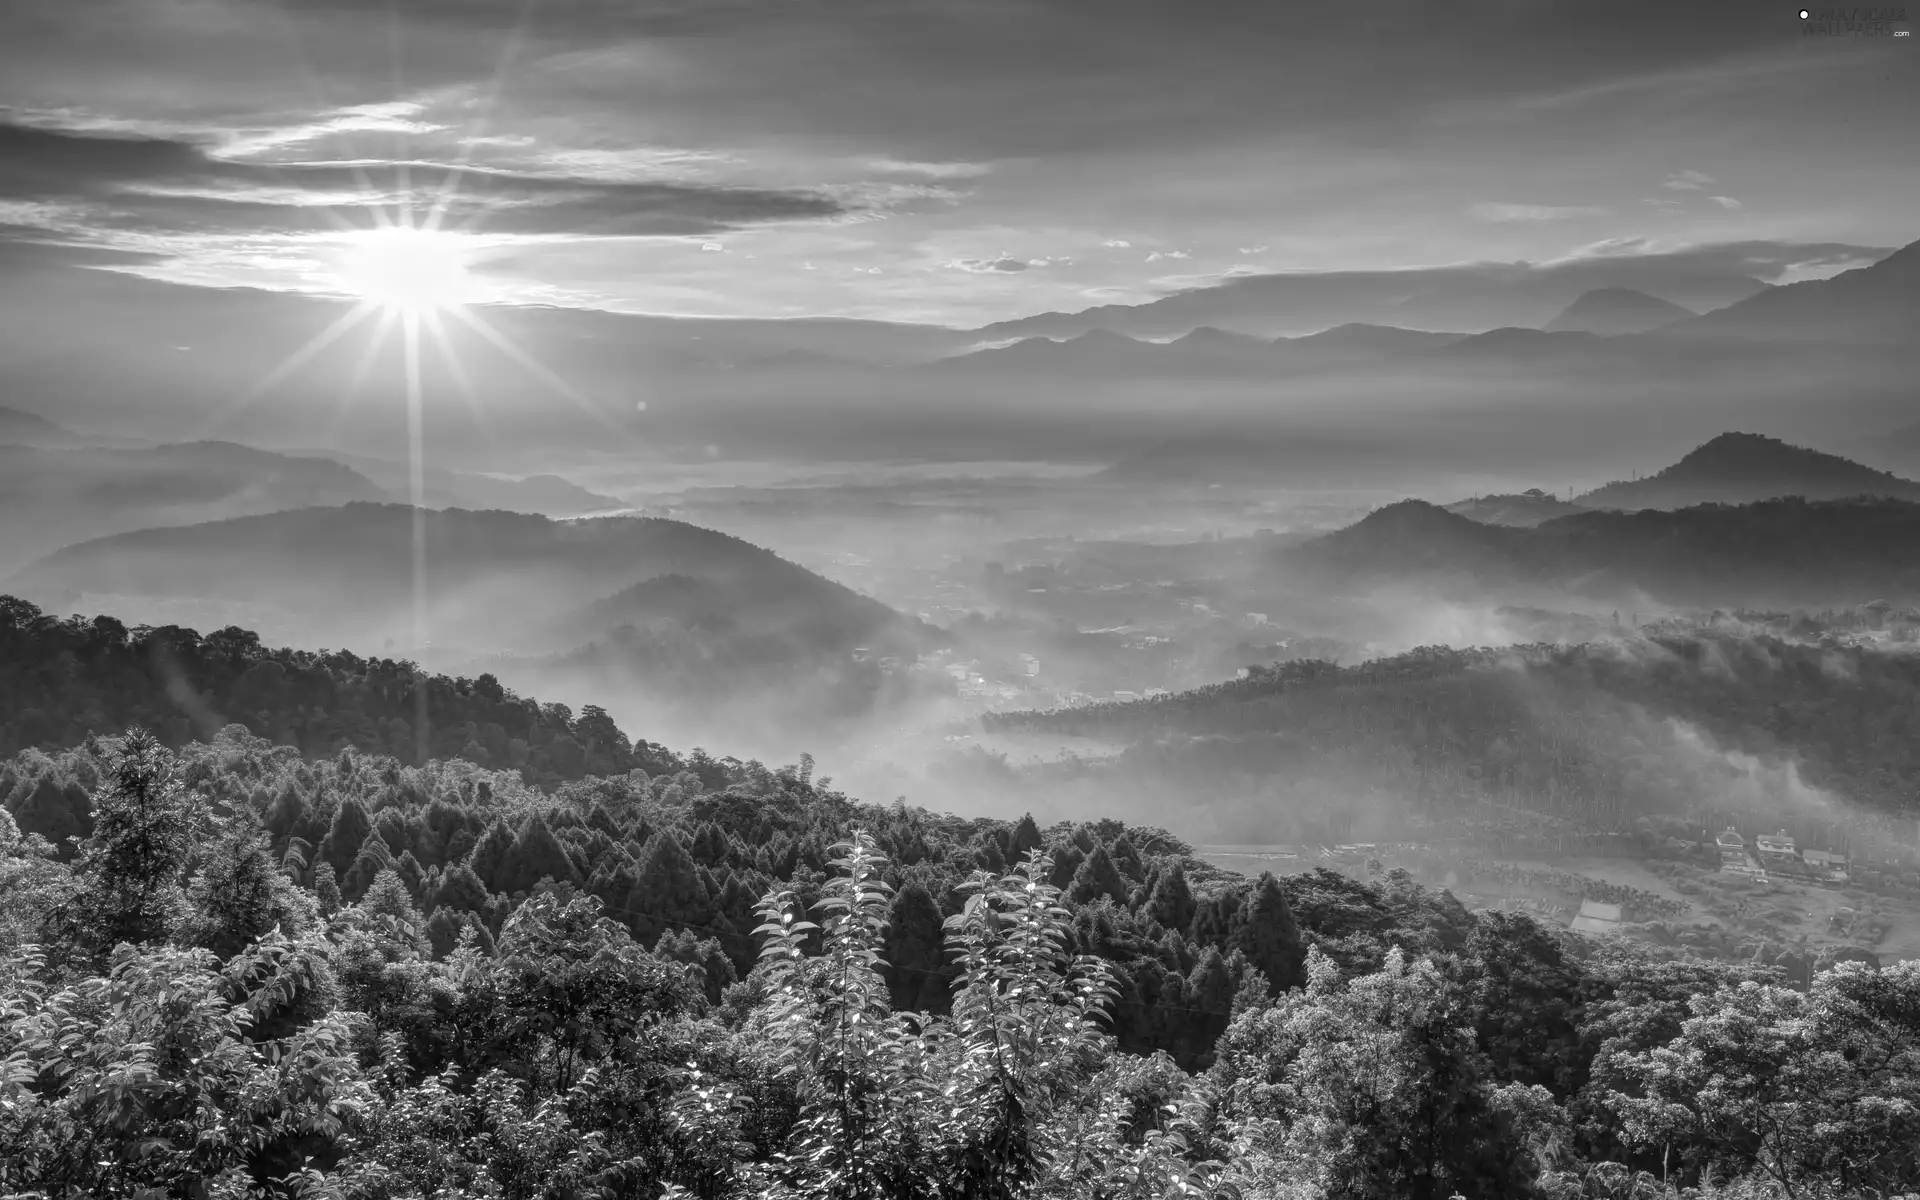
[
  {"x1": 1009, "y1": 812, "x2": 1043, "y2": 856},
  {"x1": 1230, "y1": 871, "x2": 1306, "y2": 993},
  {"x1": 498, "y1": 812, "x2": 580, "y2": 896},
  {"x1": 882, "y1": 879, "x2": 950, "y2": 1013},
  {"x1": 184, "y1": 812, "x2": 308, "y2": 959},
  {"x1": 466, "y1": 818, "x2": 516, "y2": 892},
  {"x1": 319, "y1": 796, "x2": 372, "y2": 877},
  {"x1": 1069, "y1": 843, "x2": 1130, "y2": 907},
  {"x1": 1145, "y1": 859, "x2": 1197, "y2": 933},
  {"x1": 312, "y1": 860, "x2": 342, "y2": 915},
  {"x1": 69, "y1": 729, "x2": 197, "y2": 953},
  {"x1": 627, "y1": 830, "x2": 713, "y2": 946},
  {"x1": 431, "y1": 861, "x2": 491, "y2": 917},
  {"x1": 359, "y1": 866, "x2": 422, "y2": 927}
]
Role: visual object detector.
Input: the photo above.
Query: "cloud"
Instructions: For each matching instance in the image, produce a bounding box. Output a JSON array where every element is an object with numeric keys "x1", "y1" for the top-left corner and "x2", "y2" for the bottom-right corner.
[
  {"x1": 1237, "y1": 244, "x2": 1269, "y2": 254},
  {"x1": 0, "y1": 119, "x2": 850, "y2": 245},
  {"x1": 1708, "y1": 194, "x2": 1743, "y2": 209},
  {"x1": 1101, "y1": 239, "x2": 1132, "y2": 248},
  {"x1": 1662, "y1": 169, "x2": 1715, "y2": 190},
  {"x1": 1145, "y1": 249, "x2": 1189, "y2": 261},
  {"x1": 948, "y1": 256, "x2": 1031, "y2": 273},
  {"x1": 866, "y1": 158, "x2": 993, "y2": 179},
  {"x1": 1468, "y1": 201, "x2": 1610, "y2": 223}
]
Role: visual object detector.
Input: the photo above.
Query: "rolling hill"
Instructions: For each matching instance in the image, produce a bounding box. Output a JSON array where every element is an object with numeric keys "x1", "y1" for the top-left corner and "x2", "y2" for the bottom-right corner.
[
  {"x1": 1578, "y1": 432, "x2": 1920, "y2": 510},
  {"x1": 1443, "y1": 490, "x2": 1590, "y2": 527},
  {"x1": 0, "y1": 440, "x2": 391, "y2": 574},
  {"x1": 1284, "y1": 496, "x2": 1920, "y2": 605},
  {"x1": 6, "y1": 502, "x2": 922, "y2": 654}
]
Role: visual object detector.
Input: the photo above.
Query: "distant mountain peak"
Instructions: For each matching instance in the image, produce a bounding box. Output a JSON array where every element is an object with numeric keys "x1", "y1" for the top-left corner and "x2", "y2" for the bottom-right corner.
[
  {"x1": 1545, "y1": 288, "x2": 1694, "y2": 335},
  {"x1": 1580, "y1": 431, "x2": 1920, "y2": 510}
]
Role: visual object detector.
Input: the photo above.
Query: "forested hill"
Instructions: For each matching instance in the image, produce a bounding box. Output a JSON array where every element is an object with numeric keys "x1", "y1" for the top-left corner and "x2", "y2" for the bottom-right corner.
[
  {"x1": 984, "y1": 633, "x2": 1920, "y2": 821},
  {"x1": 1286, "y1": 495, "x2": 1920, "y2": 603},
  {"x1": 6, "y1": 694, "x2": 1918, "y2": 1194},
  {"x1": 0, "y1": 595, "x2": 680, "y2": 787},
  {"x1": 1579, "y1": 432, "x2": 1920, "y2": 511},
  {"x1": 5, "y1": 501, "x2": 925, "y2": 656}
]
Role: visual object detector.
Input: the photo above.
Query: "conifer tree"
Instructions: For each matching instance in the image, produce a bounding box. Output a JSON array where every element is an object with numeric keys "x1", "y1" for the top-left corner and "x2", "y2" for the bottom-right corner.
[
  {"x1": 881, "y1": 879, "x2": 950, "y2": 1013},
  {"x1": 1069, "y1": 844, "x2": 1130, "y2": 908},
  {"x1": 431, "y1": 861, "x2": 490, "y2": 916},
  {"x1": 68, "y1": 729, "x2": 197, "y2": 953},
  {"x1": 1145, "y1": 860, "x2": 1197, "y2": 934},
  {"x1": 1230, "y1": 871, "x2": 1306, "y2": 993},
  {"x1": 465, "y1": 818, "x2": 516, "y2": 892},
  {"x1": 184, "y1": 811, "x2": 309, "y2": 959},
  {"x1": 319, "y1": 796, "x2": 372, "y2": 877},
  {"x1": 498, "y1": 811, "x2": 579, "y2": 896}
]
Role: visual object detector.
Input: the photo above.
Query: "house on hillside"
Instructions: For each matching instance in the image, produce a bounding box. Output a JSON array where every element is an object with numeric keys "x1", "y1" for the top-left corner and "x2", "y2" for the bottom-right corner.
[
  {"x1": 1802, "y1": 847, "x2": 1849, "y2": 882},
  {"x1": 1569, "y1": 900, "x2": 1623, "y2": 937},
  {"x1": 1755, "y1": 829, "x2": 1797, "y2": 866},
  {"x1": 1714, "y1": 827, "x2": 1747, "y2": 866}
]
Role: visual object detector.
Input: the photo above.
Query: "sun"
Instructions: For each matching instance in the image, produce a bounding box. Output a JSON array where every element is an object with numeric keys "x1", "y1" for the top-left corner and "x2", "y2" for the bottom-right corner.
[{"x1": 334, "y1": 226, "x2": 476, "y2": 314}]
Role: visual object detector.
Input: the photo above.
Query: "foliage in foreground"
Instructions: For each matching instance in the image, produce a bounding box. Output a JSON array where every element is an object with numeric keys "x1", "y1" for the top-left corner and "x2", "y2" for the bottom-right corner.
[{"x1": 3, "y1": 730, "x2": 1920, "y2": 1199}]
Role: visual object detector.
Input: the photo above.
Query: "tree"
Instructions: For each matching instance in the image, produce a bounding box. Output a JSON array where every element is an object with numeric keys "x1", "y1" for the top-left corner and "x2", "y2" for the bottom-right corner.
[
  {"x1": 319, "y1": 796, "x2": 373, "y2": 878},
  {"x1": 1210, "y1": 947, "x2": 1529, "y2": 1200},
  {"x1": 882, "y1": 879, "x2": 950, "y2": 1013},
  {"x1": 497, "y1": 811, "x2": 580, "y2": 896},
  {"x1": 627, "y1": 830, "x2": 714, "y2": 947},
  {"x1": 1230, "y1": 871, "x2": 1306, "y2": 993},
  {"x1": 1009, "y1": 813, "x2": 1043, "y2": 857},
  {"x1": 1068, "y1": 843, "x2": 1131, "y2": 908},
  {"x1": 493, "y1": 892, "x2": 697, "y2": 1095},
  {"x1": 183, "y1": 811, "x2": 311, "y2": 959},
  {"x1": 432, "y1": 861, "x2": 491, "y2": 917},
  {"x1": 1145, "y1": 860, "x2": 1197, "y2": 934},
  {"x1": 1608, "y1": 964, "x2": 1920, "y2": 1198},
  {"x1": 9, "y1": 774, "x2": 91, "y2": 855},
  {"x1": 67, "y1": 729, "x2": 198, "y2": 954},
  {"x1": 940, "y1": 850, "x2": 1119, "y2": 1198},
  {"x1": 754, "y1": 830, "x2": 934, "y2": 1198}
]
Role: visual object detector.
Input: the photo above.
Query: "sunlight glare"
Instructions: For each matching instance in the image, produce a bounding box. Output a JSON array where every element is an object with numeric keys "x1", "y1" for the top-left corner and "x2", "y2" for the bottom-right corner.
[{"x1": 335, "y1": 226, "x2": 475, "y2": 314}]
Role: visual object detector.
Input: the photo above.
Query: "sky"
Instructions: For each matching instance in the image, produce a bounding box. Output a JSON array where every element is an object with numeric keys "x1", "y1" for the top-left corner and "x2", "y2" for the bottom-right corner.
[{"x1": 2, "y1": 0, "x2": 1916, "y2": 326}]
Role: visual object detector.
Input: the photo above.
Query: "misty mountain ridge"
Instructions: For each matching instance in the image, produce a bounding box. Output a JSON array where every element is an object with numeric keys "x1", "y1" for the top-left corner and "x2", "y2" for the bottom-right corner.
[
  {"x1": 0, "y1": 440, "x2": 391, "y2": 575},
  {"x1": 1443, "y1": 489, "x2": 1590, "y2": 527},
  {"x1": 1286, "y1": 495, "x2": 1920, "y2": 606},
  {"x1": 1544, "y1": 288, "x2": 1695, "y2": 335},
  {"x1": 932, "y1": 321, "x2": 1469, "y2": 379},
  {"x1": 312, "y1": 449, "x2": 626, "y2": 516},
  {"x1": 1579, "y1": 432, "x2": 1920, "y2": 510},
  {"x1": 7, "y1": 502, "x2": 916, "y2": 656},
  {"x1": 0, "y1": 404, "x2": 83, "y2": 447},
  {"x1": 1667, "y1": 239, "x2": 1920, "y2": 344}
]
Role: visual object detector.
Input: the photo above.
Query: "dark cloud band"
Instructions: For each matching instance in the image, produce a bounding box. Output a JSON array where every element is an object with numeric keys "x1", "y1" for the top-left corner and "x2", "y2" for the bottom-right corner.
[{"x1": 0, "y1": 120, "x2": 848, "y2": 240}]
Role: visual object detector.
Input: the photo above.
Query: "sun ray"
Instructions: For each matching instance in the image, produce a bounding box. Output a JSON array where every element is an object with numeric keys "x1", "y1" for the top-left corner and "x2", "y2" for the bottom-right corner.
[
  {"x1": 321, "y1": 306, "x2": 398, "y2": 449},
  {"x1": 442, "y1": 303, "x2": 634, "y2": 442},
  {"x1": 423, "y1": 307, "x2": 498, "y2": 447},
  {"x1": 191, "y1": 300, "x2": 379, "y2": 441},
  {"x1": 426, "y1": 0, "x2": 544, "y2": 235},
  {"x1": 401, "y1": 307, "x2": 433, "y2": 762}
]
